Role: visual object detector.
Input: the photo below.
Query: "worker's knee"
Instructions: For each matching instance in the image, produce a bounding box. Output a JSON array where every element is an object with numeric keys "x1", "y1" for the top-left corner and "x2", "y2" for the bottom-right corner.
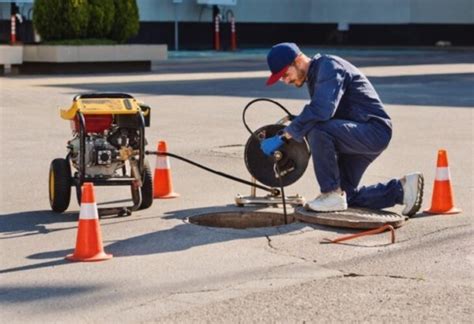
[{"x1": 306, "y1": 123, "x2": 333, "y2": 147}]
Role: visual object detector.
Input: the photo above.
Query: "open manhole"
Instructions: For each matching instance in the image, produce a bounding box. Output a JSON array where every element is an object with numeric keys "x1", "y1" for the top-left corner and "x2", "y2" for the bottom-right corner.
[{"x1": 188, "y1": 211, "x2": 295, "y2": 229}]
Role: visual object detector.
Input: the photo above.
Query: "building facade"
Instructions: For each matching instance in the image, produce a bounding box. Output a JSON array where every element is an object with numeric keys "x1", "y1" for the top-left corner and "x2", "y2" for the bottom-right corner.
[{"x1": 1, "y1": 0, "x2": 473, "y2": 48}]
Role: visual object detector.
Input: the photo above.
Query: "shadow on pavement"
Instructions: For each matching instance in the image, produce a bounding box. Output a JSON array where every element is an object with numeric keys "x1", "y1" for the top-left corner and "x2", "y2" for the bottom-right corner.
[
  {"x1": 0, "y1": 204, "x2": 419, "y2": 274},
  {"x1": 103, "y1": 205, "x2": 313, "y2": 257},
  {"x1": 47, "y1": 73, "x2": 474, "y2": 108},
  {"x1": 0, "y1": 284, "x2": 104, "y2": 303},
  {"x1": 0, "y1": 210, "x2": 78, "y2": 240},
  {"x1": 0, "y1": 205, "x2": 313, "y2": 274},
  {"x1": 0, "y1": 259, "x2": 72, "y2": 275},
  {"x1": 157, "y1": 49, "x2": 474, "y2": 74}
]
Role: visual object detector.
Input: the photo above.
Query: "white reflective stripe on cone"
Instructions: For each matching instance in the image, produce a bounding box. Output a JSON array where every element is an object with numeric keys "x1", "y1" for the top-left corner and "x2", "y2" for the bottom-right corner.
[
  {"x1": 79, "y1": 203, "x2": 99, "y2": 220},
  {"x1": 435, "y1": 167, "x2": 450, "y2": 181},
  {"x1": 155, "y1": 156, "x2": 170, "y2": 170}
]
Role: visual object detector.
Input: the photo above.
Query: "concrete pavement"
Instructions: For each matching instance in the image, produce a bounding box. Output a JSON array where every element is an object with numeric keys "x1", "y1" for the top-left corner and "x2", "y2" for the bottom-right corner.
[{"x1": 1, "y1": 47, "x2": 473, "y2": 322}]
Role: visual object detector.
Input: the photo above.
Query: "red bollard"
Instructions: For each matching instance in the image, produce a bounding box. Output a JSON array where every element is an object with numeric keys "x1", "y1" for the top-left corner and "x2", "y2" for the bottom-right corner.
[
  {"x1": 214, "y1": 15, "x2": 220, "y2": 51},
  {"x1": 10, "y1": 15, "x2": 16, "y2": 44},
  {"x1": 230, "y1": 16, "x2": 237, "y2": 51}
]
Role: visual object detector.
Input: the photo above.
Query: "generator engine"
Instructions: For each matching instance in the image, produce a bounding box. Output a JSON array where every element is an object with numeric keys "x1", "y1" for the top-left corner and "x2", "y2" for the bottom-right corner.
[{"x1": 68, "y1": 125, "x2": 142, "y2": 177}]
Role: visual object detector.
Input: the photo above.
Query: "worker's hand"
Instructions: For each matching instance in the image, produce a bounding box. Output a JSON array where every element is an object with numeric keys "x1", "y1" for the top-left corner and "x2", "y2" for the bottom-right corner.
[{"x1": 260, "y1": 135, "x2": 285, "y2": 156}]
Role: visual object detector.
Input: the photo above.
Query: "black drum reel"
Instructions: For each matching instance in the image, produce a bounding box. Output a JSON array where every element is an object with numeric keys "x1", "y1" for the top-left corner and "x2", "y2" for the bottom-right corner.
[
  {"x1": 244, "y1": 124, "x2": 310, "y2": 188},
  {"x1": 235, "y1": 98, "x2": 310, "y2": 208}
]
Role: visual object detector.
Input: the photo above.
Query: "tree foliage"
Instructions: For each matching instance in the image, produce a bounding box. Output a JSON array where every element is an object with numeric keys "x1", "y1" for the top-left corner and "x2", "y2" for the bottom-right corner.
[
  {"x1": 33, "y1": 0, "x2": 139, "y2": 43},
  {"x1": 110, "y1": 0, "x2": 140, "y2": 43},
  {"x1": 63, "y1": 0, "x2": 89, "y2": 39},
  {"x1": 32, "y1": 0, "x2": 66, "y2": 40},
  {"x1": 88, "y1": 0, "x2": 115, "y2": 38}
]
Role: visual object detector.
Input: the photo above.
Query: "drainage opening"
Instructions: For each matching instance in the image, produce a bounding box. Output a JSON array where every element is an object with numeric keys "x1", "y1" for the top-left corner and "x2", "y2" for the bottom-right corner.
[{"x1": 188, "y1": 211, "x2": 295, "y2": 229}]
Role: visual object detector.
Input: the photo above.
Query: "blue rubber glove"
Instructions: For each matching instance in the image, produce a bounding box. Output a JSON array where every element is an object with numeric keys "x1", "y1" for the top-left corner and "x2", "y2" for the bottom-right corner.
[{"x1": 260, "y1": 135, "x2": 285, "y2": 156}]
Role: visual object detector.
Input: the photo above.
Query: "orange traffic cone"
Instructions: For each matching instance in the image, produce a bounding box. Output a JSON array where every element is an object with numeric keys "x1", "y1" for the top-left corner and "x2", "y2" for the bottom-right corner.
[
  {"x1": 153, "y1": 141, "x2": 179, "y2": 199},
  {"x1": 66, "y1": 183, "x2": 113, "y2": 262},
  {"x1": 425, "y1": 149, "x2": 461, "y2": 214}
]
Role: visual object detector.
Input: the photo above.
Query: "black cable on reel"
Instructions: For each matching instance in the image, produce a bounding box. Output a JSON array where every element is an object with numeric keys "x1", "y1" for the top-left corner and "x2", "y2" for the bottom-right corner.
[{"x1": 242, "y1": 98, "x2": 294, "y2": 137}]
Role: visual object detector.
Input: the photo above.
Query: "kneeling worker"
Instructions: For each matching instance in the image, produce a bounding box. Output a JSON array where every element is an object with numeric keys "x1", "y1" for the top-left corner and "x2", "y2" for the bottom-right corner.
[{"x1": 260, "y1": 43, "x2": 423, "y2": 216}]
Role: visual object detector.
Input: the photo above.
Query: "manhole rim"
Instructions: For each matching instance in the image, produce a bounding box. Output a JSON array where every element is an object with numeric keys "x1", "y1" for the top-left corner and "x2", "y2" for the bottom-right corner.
[{"x1": 186, "y1": 210, "x2": 296, "y2": 229}]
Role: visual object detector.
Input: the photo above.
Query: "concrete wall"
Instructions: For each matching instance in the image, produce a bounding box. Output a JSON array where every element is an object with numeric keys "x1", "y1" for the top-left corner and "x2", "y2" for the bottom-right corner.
[
  {"x1": 308, "y1": 0, "x2": 474, "y2": 24},
  {"x1": 137, "y1": 0, "x2": 474, "y2": 24},
  {"x1": 2, "y1": 1, "x2": 472, "y2": 24},
  {"x1": 0, "y1": 45, "x2": 22, "y2": 64},
  {"x1": 23, "y1": 44, "x2": 167, "y2": 62}
]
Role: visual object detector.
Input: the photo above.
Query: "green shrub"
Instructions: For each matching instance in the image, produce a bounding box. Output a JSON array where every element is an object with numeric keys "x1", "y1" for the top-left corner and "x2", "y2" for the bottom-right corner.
[
  {"x1": 32, "y1": 0, "x2": 65, "y2": 40},
  {"x1": 88, "y1": 0, "x2": 115, "y2": 38},
  {"x1": 33, "y1": 0, "x2": 89, "y2": 40},
  {"x1": 110, "y1": 0, "x2": 140, "y2": 43},
  {"x1": 63, "y1": 0, "x2": 89, "y2": 39},
  {"x1": 33, "y1": 0, "x2": 139, "y2": 43}
]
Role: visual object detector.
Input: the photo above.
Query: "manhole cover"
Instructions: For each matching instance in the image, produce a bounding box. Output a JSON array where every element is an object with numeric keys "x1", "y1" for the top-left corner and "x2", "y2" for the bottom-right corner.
[
  {"x1": 295, "y1": 207, "x2": 406, "y2": 229},
  {"x1": 188, "y1": 211, "x2": 295, "y2": 229}
]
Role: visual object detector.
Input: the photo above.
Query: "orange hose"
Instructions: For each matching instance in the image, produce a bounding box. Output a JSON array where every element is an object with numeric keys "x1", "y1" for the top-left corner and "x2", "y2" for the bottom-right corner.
[{"x1": 326, "y1": 224, "x2": 395, "y2": 244}]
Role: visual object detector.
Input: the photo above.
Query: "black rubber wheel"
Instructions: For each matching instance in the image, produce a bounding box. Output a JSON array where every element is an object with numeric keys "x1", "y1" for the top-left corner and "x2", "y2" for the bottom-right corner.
[
  {"x1": 139, "y1": 160, "x2": 153, "y2": 210},
  {"x1": 49, "y1": 158, "x2": 72, "y2": 212},
  {"x1": 75, "y1": 183, "x2": 82, "y2": 206},
  {"x1": 131, "y1": 159, "x2": 153, "y2": 210}
]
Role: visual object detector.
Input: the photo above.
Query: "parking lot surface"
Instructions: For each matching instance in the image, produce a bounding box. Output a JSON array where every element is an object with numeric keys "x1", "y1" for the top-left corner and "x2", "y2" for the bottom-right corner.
[{"x1": 1, "y1": 48, "x2": 473, "y2": 322}]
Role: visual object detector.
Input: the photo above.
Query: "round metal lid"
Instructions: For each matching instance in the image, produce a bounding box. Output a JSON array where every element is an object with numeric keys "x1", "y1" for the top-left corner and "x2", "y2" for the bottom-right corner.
[{"x1": 295, "y1": 207, "x2": 406, "y2": 229}]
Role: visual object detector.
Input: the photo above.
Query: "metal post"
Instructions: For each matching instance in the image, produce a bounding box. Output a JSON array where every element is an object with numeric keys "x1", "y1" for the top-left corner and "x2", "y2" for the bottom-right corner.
[{"x1": 173, "y1": 1, "x2": 180, "y2": 51}]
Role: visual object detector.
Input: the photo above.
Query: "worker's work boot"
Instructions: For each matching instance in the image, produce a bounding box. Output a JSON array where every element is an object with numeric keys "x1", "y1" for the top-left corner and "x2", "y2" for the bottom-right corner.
[
  {"x1": 305, "y1": 191, "x2": 348, "y2": 212},
  {"x1": 402, "y1": 172, "x2": 424, "y2": 217}
]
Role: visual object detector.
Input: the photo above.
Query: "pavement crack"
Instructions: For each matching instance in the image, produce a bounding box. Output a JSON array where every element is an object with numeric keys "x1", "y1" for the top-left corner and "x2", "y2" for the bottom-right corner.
[
  {"x1": 265, "y1": 235, "x2": 317, "y2": 264},
  {"x1": 265, "y1": 235, "x2": 274, "y2": 249},
  {"x1": 120, "y1": 287, "x2": 228, "y2": 312},
  {"x1": 215, "y1": 144, "x2": 244, "y2": 148},
  {"x1": 167, "y1": 288, "x2": 223, "y2": 297},
  {"x1": 397, "y1": 223, "x2": 471, "y2": 243},
  {"x1": 340, "y1": 271, "x2": 424, "y2": 281}
]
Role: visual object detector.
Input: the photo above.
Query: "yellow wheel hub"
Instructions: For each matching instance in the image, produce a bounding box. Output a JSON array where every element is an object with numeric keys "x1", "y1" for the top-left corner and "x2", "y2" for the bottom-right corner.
[{"x1": 49, "y1": 170, "x2": 55, "y2": 201}]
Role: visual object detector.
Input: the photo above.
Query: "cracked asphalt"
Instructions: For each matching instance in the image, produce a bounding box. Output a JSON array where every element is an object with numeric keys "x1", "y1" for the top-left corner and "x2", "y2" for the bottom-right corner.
[{"x1": 1, "y1": 47, "x2": 473, "y2": 322}]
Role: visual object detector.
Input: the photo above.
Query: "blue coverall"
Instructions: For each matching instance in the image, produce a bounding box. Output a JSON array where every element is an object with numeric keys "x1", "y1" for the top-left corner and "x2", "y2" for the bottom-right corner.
[{"x1": 284, "y1": 54, "x2": 404, "y2": 209}]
